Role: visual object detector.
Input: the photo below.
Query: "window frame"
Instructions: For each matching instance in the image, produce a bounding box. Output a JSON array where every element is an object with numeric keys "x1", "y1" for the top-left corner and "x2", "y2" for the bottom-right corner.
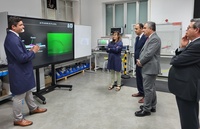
[{"x1": 105, "y1": 0, "x2": 148, "y2": 35}]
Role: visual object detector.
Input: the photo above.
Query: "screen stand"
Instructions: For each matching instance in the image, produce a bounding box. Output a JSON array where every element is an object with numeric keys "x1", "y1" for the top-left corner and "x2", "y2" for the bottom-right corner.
[
  {"x1": 33, "y1": 68, "x2": 46, "y2": 104},
  {"x1": 32, "y1": 65, "x2": 72, "y2": 104},
  {"x1": 51, "y1": 64, "x2": 73, "y2": 91}
]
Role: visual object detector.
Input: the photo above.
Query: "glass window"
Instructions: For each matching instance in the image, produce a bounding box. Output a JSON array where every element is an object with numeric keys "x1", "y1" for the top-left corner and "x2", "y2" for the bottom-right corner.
[
  {"x1": 65, "y1": 2, "x2": 73, "y2": 21},
  {"x1": 139, "y1": 1, "x2": 148, "y2": 23},
  {"x1": 105, "y1": 1, "x2": 148, "y2": 35},
  {"x1": 106, "y1": 4, "x2": 113, "y2": 36},
  {"x1": 58, "y1": 0, "x2": 66, "y2": 21},
  {"x1": 115, "y1": 4, "x2": 124, "y2": 28},
  {"x1": 127, "y1": 2, "x2": 136, "y2": 34}
]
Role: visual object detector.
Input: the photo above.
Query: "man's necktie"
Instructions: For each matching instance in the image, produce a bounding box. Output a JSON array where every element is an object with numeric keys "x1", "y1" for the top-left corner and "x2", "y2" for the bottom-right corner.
[{"x1": 135, "y1": 36, "x2": 140, "y2": 49}]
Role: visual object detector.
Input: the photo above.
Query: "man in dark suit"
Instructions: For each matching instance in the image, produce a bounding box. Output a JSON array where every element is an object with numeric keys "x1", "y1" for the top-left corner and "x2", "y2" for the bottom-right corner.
[
  {"x1": 132, "y1": 23, "x2": 148, "y2": 103},
  {"x1": 135, "y1": 21, "x2": 161, "y2": 117},
  {"x1": 4, "y1": 16, "x2": 47, "y2": 126},
  {"x1": 168, "y1": 18, "x2": 200, "y2": 129}
]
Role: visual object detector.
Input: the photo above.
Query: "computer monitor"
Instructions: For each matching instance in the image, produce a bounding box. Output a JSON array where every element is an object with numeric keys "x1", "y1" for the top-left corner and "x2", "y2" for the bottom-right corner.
[{"x1": 97, "y1": 38, "x2": 110, "y2": 46}]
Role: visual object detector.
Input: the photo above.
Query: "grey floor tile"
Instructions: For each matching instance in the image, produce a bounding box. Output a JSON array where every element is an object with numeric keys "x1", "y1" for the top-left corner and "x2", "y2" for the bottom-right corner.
[{"x1": 0, "y1": 71, "x2": 183, "y2": 129}]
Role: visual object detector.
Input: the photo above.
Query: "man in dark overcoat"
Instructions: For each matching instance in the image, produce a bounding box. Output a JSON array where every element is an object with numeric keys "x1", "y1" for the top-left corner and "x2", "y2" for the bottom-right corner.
[{"x1": 4, "y1": 16, "x2": 47, "y2": 126}]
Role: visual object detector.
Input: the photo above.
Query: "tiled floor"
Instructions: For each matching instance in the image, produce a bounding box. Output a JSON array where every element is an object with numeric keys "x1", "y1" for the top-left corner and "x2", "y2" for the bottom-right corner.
[{"x1": 0, "y1": 70, "x2": 185, "y2": 129}]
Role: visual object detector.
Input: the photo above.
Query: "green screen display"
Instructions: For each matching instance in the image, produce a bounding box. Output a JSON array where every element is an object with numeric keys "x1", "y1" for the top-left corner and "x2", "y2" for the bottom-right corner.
[
  {"x1": 47, "y1": 33, "x2": 73, "y2": 56},
  {"x1": 100, "y1": 40, "x2": 108, "y2": 44}
]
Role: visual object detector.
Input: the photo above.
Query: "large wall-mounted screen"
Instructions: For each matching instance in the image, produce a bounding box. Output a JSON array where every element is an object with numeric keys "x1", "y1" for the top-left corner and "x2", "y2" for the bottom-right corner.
[{"x1": 8, "y1": 15, "x2": 74, "y2": 68}]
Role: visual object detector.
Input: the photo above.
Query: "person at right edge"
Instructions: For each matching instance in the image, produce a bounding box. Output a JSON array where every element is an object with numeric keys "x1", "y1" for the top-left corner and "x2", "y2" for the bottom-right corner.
[
  {"x1": 135, "y1": 21, "x2": 161, "y2": 117},
  {"x1": 168, "y1": 18, "x2": 200, "y2": 129},
  {"x1": 132, "y1": 23, "x2": 148, "y2": 103}
]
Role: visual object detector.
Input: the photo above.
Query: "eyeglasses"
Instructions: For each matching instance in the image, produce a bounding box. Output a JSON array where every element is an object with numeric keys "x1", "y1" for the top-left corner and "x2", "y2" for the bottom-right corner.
[{"x1": 186, "y1": 26, "x2": 193, "y2": 30}]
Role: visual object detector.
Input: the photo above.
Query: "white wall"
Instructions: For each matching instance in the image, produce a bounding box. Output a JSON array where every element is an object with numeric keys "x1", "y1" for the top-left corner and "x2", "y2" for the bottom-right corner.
[
  {"x1": 0, "y1": 0, "x2": 42, "y2": 17},
  {"x1": 0, "y1": 0, "x2": 43, "y2": 61},
  {"x1": 149, "y1": 0, "x2": 194, "y2": 36},
  {"x1": 80, "y1": 0, "x2": 92, "y2": 26},
  {"x1": 80, "y1": 0, "x2": 194, "y2": 49}
]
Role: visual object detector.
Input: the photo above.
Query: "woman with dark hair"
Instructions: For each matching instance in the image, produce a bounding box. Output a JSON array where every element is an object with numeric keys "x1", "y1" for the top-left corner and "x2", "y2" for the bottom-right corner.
[{"x1": 106, "y1": 31, "x2": 123, "y2": 91}]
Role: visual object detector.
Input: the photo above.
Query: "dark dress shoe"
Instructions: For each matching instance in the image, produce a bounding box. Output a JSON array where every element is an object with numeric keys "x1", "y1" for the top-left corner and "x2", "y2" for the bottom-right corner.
[
  {"x1": 138, "y1": 97, "x2": 144, "y2": 103},
  {"x1": 135, "y1": 109, "x2": 151, "y2": 117},
  {"x1": 14, "y1": 119, "x2": 33, "y2": 126},
  {"x1": 140, "y1": 105, "x2": 156, "y2": 112},
  {"x1": 30, "y1": 107, "x2": 47, "y2": 115},
  {"x1": 132, "y1": 93, "x2": 143, "y2": 97}
]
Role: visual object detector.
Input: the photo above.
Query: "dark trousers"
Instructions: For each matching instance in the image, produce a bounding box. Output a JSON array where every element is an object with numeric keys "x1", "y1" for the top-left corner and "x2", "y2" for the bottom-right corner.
[
  {"x1": 176, "y1": 96, "x2": 199, "y2": 129},
  {"x1": 135, "y1": 65, "x2": 144, "y2": 95}
]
